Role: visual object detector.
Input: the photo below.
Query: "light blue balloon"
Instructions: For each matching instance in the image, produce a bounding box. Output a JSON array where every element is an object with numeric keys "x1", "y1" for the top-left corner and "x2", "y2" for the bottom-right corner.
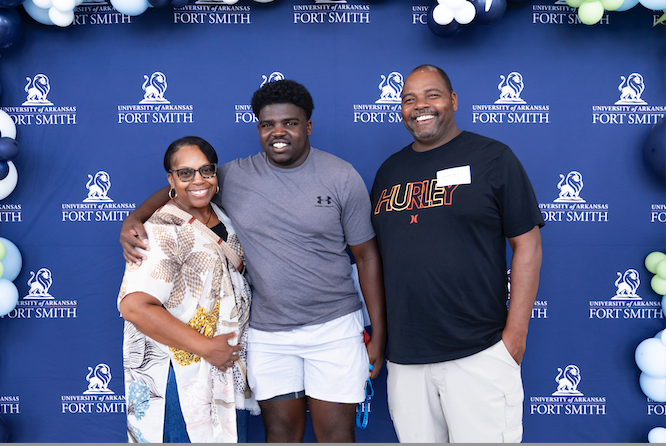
[
  {"x1": 656, "y1": 329, "x2": 664, "y2": 340},
  {"x1": 636, "y1": 338, "x2": 666, "y2": 378},
  {"x1": 648, "y1": 427, "x2": 666, "y2": 443},
  {"x1": 638, "y1": 0, "x2": 666, "y2": 9},
  {"x1": 0, "y1": 278, "x2": 18, "y2": 317},
  {"x1": 21, "y1": 0, "x2": 55, "y2": 25},
  {"x1": 109, "y1": 0, "x2": 149, "y2": 16},
  {"x1": 640, "y1": 372, "x2": 666, "y2": 402},
  {"x1": 614, "y1": 0, "x2": 639, "y2": 11},
  {"x1": 0, "y1": 237, "x2": 21, "y2": 282}
]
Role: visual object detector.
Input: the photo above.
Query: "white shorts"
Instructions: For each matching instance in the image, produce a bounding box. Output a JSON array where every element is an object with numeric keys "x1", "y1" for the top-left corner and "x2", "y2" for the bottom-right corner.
[
  {"x1": 387, "y1": 340, "x2": 524, "y2": 443},
  {"x1": 247, "y1": 310, "x2": 369, "y2": 404}
]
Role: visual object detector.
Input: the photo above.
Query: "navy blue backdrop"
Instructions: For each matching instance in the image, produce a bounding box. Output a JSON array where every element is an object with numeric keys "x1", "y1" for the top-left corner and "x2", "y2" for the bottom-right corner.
[{"x1": 0, "y1": 0, "x2": 664, "y2": 442}]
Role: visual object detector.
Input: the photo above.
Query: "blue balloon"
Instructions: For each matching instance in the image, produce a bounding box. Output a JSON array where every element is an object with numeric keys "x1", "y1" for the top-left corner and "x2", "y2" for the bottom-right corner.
[
  {"x1": 0, "y1": 278, "x2": 18, "y2": 318},
  {"x1": 427, "y1": 1, "x2": 464, "y2": 38},
  {"x1": 472, "y1": 0, "x2": 507, "y2": 24},
  {"x1": 0, "y1": 137, "x2": 18, "y2": 161},
  {"x1": 643, "y1": 118, "x2": 665, "y2": 181},
  {"x1": 0, "y1": 161, "x2": 7, "y2": 180},
  {"x1": 0, "y1": 237, "x2": 21, "y2": 282},
  {"x1": 614, "y1": 0, "x2": 639, "y2": 9},
  {"x1": 148, "y1": 0, "x2": 170, "y2": 6},
  {"x1": 635, "y1": 338, "x2": 666, "y2": 378},
  {"x1": 640, "y1": 372, "x2": 666, "y2": 402},
  {"x1": 662, "y1": 295, "x2": 666, "y2": 318},
  {"x1": 0, "y1": 7, "x2": 21, "y2": 52},
  {"x1": 171, "y1": 0, "x2": 188, "y2": 6},
  {"x1": 21, "y1": 0, "x2": 54, "y2": 25}
]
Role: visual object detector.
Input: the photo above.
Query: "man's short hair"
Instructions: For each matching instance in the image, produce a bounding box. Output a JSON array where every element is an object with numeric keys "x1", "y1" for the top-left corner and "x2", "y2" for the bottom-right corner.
[
  {"x1": 410, "y1": 65, "x2": 453, "y2": 93},
  {"x1": 251, "y1": 79, "x2": 315, "y2": 120}
]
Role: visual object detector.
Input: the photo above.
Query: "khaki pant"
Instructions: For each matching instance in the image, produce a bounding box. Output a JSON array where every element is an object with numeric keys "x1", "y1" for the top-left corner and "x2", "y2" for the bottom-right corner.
[{"x1": 387, "y1": 340, "x2": 524, "y2": 443}]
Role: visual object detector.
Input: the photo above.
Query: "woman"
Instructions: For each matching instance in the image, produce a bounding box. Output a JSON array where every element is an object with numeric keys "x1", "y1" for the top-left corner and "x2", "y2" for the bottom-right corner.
[{"x1": 118, "y1": 136, "x2": 256, "y2": 443}]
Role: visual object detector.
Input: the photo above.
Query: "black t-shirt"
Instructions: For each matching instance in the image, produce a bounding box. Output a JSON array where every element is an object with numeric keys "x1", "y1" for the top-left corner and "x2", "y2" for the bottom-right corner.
[{"x1": 370, "y1": 131, "x2": 544, "y2": 364}]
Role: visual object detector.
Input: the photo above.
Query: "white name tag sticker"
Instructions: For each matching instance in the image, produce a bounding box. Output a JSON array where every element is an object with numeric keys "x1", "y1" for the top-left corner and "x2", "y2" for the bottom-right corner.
[{"x1": 437, "y1": 165, "x2": 471, "y2": 187}]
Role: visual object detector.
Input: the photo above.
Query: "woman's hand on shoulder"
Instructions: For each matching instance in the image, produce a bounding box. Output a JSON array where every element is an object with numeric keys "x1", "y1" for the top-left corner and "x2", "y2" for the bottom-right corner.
[{"x1": 202, "y1": 331, "x2": 241, "y2": 370}]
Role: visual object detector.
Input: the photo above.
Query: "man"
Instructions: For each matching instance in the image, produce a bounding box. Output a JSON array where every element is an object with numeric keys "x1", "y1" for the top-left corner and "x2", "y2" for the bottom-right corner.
[
  {"x1": 120, "y1": 80, "x2": 386, "y2": 443},
  {"x1": 370, "y1": 65, "x2": 544, "y2": 443}
]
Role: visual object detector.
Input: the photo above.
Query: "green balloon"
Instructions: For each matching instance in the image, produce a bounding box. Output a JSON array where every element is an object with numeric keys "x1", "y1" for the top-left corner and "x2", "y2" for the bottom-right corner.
[
  {"x1": 651, "y1": 275, "x2": 666, "y2": 296},
  {"x1": 657, "y1": 259, "x2": 666, "y2": 280},
  {"x1": 0, "y1": 241, "x2": 5, "y2": 261},
  {"x1": 0, "y1": 262, "x2": 3, "y2": 279},
  {"x1": 646, "y1": 251, "x2": 666, "y2": 274},
  {"x1": 578, "y1": 0, "x2": 604, "y2": 24},
  {"x1": 566, "y1": 0, "x2": 585, "y2": 7}
]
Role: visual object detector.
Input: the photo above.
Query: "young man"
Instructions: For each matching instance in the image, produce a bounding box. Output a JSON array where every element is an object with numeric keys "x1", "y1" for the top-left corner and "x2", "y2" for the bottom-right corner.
[
  {"x1": 120, "y1": 80, "x2": 386, "y2": 443},
  {"x1": 370, "y1": 65, "x2": 544, "y2": 443}
]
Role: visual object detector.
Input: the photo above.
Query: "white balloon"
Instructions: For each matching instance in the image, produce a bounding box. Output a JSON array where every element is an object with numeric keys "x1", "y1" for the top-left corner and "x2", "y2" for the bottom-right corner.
[
  {"x1": 22, "y1": 0, "x2": 55, "y2": 25},
  {"x1": 455, "y1": 1, "x2": 476, "y2": 24},
  {"x1": 0, "y1": 161, "x2": 18, "y2": 201},
  {"x1": 52, "y1": 0, "x2": 75, "y2": 12},
  {"x1": 74, "y1": 0, "x2": 84, "y2": 5},
  {"x1": 48, "y1": 6, "x2": 74, "y2": 26},
  {"x1": 222, "y1": 0, "x2": 239, "y2": 3},
  {"x1": 32, "y1": 0, "x2": 52, "y2": 8},
  {"x1": 433, "y1": 4, "x2": 454, "y2": 24},
  {"x1": 0, "y1": 278, "x2": 18, "y2": 317},
  {"x1": 648, "y1": 427, "x2": 666, "y2": 443},
  {"x1": 110, "y1": 0, "x2": 149, "y2": 16},
  {"x1": 0, "y1": 110, "x2": 16, "y2": 140}
]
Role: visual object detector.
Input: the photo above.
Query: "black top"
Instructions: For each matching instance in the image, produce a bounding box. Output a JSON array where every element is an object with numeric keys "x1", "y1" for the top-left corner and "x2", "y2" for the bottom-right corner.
[{"x1": 371, "y1": 131, "x2": 544, "y2": 364}]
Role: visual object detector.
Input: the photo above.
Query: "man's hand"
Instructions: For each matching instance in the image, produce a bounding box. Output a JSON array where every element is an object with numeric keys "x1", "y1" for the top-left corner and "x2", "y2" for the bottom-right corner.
[
  {"x1": 366, "y1": 337, "x2": 386, "y2": 379},
  {"x1": 501, "y1": 328, "x2": 527, "y2": 365},
  {"x1": 119, "y1": 186, "x2": 171, "y2": 265},
  {"x1": 120, "y1": 214, "x2": 150, "y2": 265}
]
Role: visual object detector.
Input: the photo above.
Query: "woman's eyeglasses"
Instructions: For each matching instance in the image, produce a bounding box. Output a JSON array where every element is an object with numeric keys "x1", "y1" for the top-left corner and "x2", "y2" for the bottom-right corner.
[{"x1": 169, "y1": 163, "x2": 217, "y2": 182}]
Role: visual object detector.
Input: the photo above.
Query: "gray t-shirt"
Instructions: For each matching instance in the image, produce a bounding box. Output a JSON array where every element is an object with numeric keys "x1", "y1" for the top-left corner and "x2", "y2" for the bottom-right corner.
[{"x1": 214, "y1": 148, "x2": 374, "y2": 332}]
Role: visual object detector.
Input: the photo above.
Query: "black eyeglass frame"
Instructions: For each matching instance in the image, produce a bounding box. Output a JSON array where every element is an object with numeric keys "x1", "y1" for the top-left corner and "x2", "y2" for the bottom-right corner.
[{"x1": 169, "y1": 163, "x2": 218, "y2": 182}]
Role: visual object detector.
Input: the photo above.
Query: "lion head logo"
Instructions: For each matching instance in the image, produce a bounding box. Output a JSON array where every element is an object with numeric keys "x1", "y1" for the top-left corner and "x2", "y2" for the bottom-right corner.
[
  {"x1": 495, "y1": 72, "x2": 525, "y2": 104},
  {"x1": 23, "y1": 74, "x2": 53, "y2": 106},
  {"x1": 260, "y1": 71, "x2": 285, "y2": 88},
  {"x1": 140, "y1": 71, "x2": 169, "y2": 104},
  {"x1": 83, "y1": 363, "x2": 114, "y2": 395},
  {"x1": 615, "y1": 73, "x2": 646, "y2": 105},
  {"x1": 553, "y1": 364, "x2": 583, "y2": 395},
  {"x1": 612, "y1": 268, "x2": 641, "y2": 300},
  {"x1": 376, "y1": 71, "x2": 404, "y2": 104},
  {"x1": 83, "y1": 170, "x2": 112, "y2": 203},
  {"x1": 25, "y1": 268, "x2": 53, "y2": 299},
  {"x1": 554, "y1": 170, "x2": 585, "y2": 203}
]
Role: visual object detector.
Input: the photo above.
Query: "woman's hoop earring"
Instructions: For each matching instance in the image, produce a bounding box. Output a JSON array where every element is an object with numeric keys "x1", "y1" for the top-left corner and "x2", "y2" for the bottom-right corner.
[
  {"x1": 169, "y1": 188, "x2": 177, "y2": 199},
  {"x1": 216, "y1": 186, "x2": 220, "y2": 194}
]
